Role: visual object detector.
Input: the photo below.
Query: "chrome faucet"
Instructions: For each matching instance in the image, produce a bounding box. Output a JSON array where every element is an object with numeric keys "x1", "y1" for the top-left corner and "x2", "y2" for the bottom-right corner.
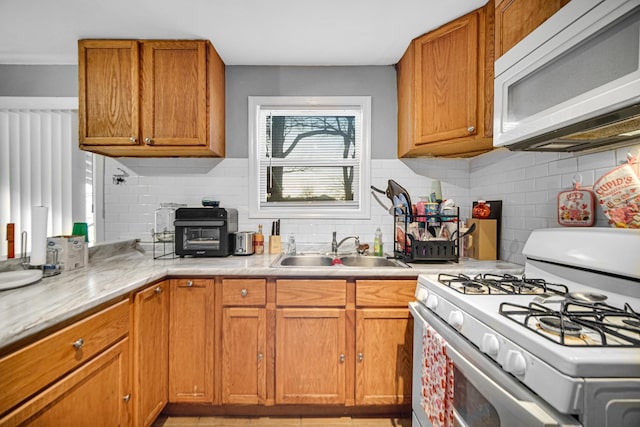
[{"x1": 331, "y1": 232, "x2": 360, "y2": 256}]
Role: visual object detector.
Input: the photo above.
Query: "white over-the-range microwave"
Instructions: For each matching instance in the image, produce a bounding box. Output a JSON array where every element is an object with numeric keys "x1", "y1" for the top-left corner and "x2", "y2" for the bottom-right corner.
[{"x1": 494, "y1": 0, "x2": 640, "y2": 153}]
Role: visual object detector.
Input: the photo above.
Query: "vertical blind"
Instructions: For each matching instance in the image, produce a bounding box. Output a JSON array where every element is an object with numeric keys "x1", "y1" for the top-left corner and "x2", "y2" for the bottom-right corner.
[{"x1": 0, "y1": 100, "x2": 78, "y2": 257}]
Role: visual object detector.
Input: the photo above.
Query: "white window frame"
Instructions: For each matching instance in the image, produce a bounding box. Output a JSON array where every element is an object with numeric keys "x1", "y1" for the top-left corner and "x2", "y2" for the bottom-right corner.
[{"x1": 248, "y1": 96, "x2": 371, "y2": 219}]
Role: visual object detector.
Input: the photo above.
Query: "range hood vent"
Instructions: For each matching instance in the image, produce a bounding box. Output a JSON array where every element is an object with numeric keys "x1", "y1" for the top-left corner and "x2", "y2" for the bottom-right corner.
[{"x1": 507, "y1": 104, "x2": 640, "y2": 153}]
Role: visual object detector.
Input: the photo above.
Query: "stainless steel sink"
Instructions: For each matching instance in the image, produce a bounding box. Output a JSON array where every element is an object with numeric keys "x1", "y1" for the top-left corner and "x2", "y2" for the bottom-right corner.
[{"x1": 271, "y1": 253, "x2": 410, "y2": 268}]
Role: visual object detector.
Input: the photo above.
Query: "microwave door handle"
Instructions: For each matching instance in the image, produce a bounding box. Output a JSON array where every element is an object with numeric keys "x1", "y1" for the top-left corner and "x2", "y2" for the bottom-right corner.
[{"x1": 444, "y1": 343, "x2": 576, "y2": 427}]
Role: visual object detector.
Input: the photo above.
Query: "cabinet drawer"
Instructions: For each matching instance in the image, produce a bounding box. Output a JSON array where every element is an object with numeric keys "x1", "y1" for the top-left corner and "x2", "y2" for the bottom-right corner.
[
  {"x1": 276, "y1": 280, "x2": 346, "y2": 307},
  {"x1": 0, "y1": 299, "x2": 129, "y2": 416},
  {"x1": 222, "y1": 279, "x2": 266, "y2": 306},
  {"x1": 356, "y1": 280, "x2": 416, "y2": 307}
]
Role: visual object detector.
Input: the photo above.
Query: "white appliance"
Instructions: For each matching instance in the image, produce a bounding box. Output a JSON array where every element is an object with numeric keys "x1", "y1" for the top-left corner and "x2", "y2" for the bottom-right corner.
[
  {"x1": 494, "y1": 0, "x2": 640, "y2": 152},
  {"x1": 410, "y1": 228, "x2": 640, "y2": 427}
]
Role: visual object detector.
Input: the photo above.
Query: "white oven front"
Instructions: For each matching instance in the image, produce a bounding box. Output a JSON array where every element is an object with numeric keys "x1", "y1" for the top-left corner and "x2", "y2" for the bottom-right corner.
[{"x1": 410, "y1": 302, "x2": 581, "y2": 427}]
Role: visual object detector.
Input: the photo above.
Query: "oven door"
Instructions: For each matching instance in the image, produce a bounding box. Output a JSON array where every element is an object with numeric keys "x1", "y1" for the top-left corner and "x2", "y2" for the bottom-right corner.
[
  {"x1": 410, "y1": 302, "x2": 581, "y2": 427},
  {"x1": 175, "y1": 220, "x2": 226, "y2": 255}
]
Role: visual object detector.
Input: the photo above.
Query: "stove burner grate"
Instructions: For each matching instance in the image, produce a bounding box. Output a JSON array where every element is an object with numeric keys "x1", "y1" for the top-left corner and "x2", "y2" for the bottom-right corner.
[
  {"x1": 438, "y1": 272, "x2": 569, "y2": 296},
  {"x1": 500, "y1": 300, "x2": 640, "y2": 347}
]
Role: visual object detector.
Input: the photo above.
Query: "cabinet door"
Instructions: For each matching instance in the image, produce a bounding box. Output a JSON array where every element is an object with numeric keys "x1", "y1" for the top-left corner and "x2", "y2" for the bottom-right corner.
[
  {"x1": 275, "y1": 308, "x2": 346, "y2": 404},
  {"x1": 133, "y1": 282, "x2": 169, "y2": 427},
  {"x1": 222, "y1": 307, "x2": 266, "y2": 404},
  {"x1": 0, "y1": 339, "x2": 130, "y2": 427},
  {"x1": 78, "y1": 40, "x2": 140, "y2": 146},
  {"x1": 495, "y1": 0, "x2": 569, "y2": 58},
  {"x1": 414, "y1": 13, "x2": 479, "y2": 145},
  {"x1": 140, "y1": 40, "x2": 208, "y2": 147},
  {"x1": 169, "y1": 279, "x2": 215, "y2": 403},
  {"x1": 355, "y1": 309, "x2": 413, "y2": 405}
]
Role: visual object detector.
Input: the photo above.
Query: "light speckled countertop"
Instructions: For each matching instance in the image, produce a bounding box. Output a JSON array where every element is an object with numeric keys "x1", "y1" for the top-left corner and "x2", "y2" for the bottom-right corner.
[{"x1": 0, "y1": 240, "x2": 522, "y2": 351}]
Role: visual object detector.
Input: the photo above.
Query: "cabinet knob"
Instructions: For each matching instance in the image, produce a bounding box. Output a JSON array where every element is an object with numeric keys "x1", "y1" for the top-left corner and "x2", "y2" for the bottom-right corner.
[
  {"x1": 129, "y1": 136, "x2": 137, "y2": 143},
  {"x1": 257, "y1": 352, "x2": 264, "y2": 361},
  {"x1": 240, "y1": 289, "x2": 248, "y2": 297},
  {"x1": 358, "y1": 352, "x2": 364, "y2": 362},
  {"x1": 144, "y1": 137, "x2": 153, "y2": 144},
  {"x1": 72, "y1": 338, "x2": 84, "y2": 350},
  {"x1": 467, "y1": 126, "x2": 475, "y2": 133},
  {"x1": 339, "y1": 353, "x2": 345, "y2": 363},
  {"x1": 155, "y1": 286, "x2": 162, "y2": 294},
  {"x1": 186, "y1": 280, "x2": 193, "y2": 287},
  {"x1": 123, "y1": 394, "x2": 131, "y2": 402}
]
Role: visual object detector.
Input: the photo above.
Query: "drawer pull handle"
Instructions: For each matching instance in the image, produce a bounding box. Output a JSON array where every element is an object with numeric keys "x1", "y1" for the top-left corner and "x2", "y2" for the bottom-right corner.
[
  {"x1": 155, "y1": 286, "x2": 162, "y2": 294},
  {"x1": 123, "y1": 394, "x2": 131, "y2": 402},
  {"x1": 73, "y1": 338, "x2": 84, "y2": 350},
  {"x1": 358, "y1": 352, "x2": 364, "y2": 362},
  {"x1": 339, "y1": 353, "x2": 345, "y2": 363},
  {"x1": 186, "y1": 280, "x2": 193, "y2": 287},
  {"x1": 240, "y1": 289, "x2": 248, "y2": 297}
]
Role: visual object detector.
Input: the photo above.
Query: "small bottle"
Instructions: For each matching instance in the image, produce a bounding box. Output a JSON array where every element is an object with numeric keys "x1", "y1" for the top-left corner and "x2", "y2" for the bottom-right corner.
[
  {"x1": 374, "y1": 227, "x2": 383, "y2": 256},
  {"x1": 287, "y1": 233, "x2": 297, "y2": 255},
  {"x1": 254, "y1": 224, "x2": 264, "y2": 255}
]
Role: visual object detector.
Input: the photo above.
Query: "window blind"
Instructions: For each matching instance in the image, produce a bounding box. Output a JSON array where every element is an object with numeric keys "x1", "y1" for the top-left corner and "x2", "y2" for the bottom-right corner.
[{"x1": 0, "y1": 102, "x2": 78, "y2": 257}]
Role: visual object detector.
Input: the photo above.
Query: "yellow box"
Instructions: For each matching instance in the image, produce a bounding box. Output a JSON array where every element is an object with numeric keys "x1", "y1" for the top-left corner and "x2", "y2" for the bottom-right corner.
[{"x1": 467, "y1": 219, "x2": 497, "y2": 260}]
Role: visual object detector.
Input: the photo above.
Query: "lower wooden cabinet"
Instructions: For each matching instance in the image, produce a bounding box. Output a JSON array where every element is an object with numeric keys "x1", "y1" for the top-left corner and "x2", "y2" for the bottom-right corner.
[
  {"x1": 275, "y1": 308, "x2": 347, "y2": 404},
  {"x1": 355, "y1": 309, "x2": 413, "y2": 405},
  {"x1": 355, "y1": 280, "x2": 415, "y2": 406},
  {"x1": 0, "y1": 338, "x2": 130, "y2": 427},
  {"x1": 169, "y1": 279, "x2": 215, "y2": 403},
  {"x1": 222, "y1": 307, "x2": 266, "y2": 404},
  {"x1": 133, "y1": 281, "x2": 169, "y2": 427},
  {"x1": 220, "y1": 278, "x2": 267, "y2": 405}
]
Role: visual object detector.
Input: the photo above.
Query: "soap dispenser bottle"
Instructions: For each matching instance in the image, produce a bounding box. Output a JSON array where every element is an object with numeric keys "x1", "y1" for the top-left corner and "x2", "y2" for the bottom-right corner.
[{"x1": 374, "y1": 227, "x2": 383, "y2": 256}]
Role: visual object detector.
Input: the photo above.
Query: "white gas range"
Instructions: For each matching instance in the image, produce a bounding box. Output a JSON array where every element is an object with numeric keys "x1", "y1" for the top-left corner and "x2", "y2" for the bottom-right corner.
[{"x1": 410, "y1": 228, "x2": 640, "y2": 427}]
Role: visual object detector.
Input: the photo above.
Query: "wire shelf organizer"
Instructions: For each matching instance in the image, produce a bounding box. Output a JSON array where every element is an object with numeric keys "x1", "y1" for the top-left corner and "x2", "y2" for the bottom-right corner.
[{"x1": 393, "y1": 207, "x2": 460, "y2": 263}]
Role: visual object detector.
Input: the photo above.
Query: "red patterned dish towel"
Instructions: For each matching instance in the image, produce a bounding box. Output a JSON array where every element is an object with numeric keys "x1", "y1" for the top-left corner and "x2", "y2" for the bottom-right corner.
[{"x1": 421, "y1": 321, "x2": 454, "y2": 427}]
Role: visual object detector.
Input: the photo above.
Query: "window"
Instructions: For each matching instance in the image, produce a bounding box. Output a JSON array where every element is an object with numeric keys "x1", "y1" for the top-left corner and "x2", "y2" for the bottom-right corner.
[
  {"x1": 0, "y1": 97, "x2": 95, "y2": 258},
  {"x1": 249, "y1": 96, "x2": 371, "y2": 219}
]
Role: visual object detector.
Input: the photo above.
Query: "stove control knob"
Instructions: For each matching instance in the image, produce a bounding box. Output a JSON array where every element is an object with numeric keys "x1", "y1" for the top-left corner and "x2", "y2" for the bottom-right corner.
[
  {"x1": 505, "y1": 350, "x2": 527, "y2": 376},
  {"x1": 481, "y1": 334, "x2": 500, "y2": 357},
  {"x1": 426, "y1": 294, "x2": 439, "y2": 311},
  {"x1": 448, "y1": 310, "x2": 464, "y2": 331}
]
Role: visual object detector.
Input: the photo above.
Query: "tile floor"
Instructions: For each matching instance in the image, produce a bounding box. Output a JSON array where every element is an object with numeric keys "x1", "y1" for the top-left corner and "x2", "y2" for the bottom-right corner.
[{"x1": 153, "y1": 416, "x2": 411, "y2": 427}]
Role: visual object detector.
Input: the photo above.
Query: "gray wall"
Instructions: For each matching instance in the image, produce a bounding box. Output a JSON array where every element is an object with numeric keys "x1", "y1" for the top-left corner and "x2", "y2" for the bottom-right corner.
[
  {"x1": 225, "y1": 66, "x2": 398, "y2": 159},
  {"x1": 0, "y1": 64, "x2": 398, "y2": 159},
  {"x1": 0, "y1": 64, "x2": 77, "y2": 96}
]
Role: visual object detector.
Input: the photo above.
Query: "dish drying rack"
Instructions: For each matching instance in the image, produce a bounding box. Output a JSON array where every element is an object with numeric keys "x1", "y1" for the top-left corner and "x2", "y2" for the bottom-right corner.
[{"x1": 393, "y1": 207, "x2": 460, "y2": 263}]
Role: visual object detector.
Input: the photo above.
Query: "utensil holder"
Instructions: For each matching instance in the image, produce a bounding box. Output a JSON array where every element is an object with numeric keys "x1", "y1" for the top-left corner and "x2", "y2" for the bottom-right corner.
[{"x1": 269, "y1": 235, "x2": 281, "y2": 254}]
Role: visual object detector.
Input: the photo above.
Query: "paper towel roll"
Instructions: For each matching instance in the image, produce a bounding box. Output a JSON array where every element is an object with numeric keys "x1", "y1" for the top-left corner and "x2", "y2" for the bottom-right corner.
[{"x1": 30, "y1": 206, "x2": 48, "y2": 266}]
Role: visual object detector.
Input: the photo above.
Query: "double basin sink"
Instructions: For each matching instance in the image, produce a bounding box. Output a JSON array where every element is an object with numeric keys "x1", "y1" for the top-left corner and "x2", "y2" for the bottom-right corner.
[{"x1": 271, "y1": 253, "x2": 410, "y2": 268}]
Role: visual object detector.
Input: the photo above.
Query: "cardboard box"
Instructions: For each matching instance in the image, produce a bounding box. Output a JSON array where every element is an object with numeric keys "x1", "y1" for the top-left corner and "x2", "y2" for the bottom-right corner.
[
  {"x1": 467, "y1": 219, "x2": 497, "y2": 260},
  {"x1": 47, "y1": 235, "x2": 86, "y2": 271}
]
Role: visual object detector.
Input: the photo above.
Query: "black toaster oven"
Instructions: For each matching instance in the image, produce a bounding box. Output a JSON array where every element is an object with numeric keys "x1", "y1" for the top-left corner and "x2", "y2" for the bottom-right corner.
[{"x1": 174, "y1": 207, "x2": 238, "y2": 257}]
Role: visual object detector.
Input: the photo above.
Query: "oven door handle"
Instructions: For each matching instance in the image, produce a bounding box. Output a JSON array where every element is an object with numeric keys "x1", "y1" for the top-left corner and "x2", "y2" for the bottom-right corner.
[{"x1": 445, "y1": 342, "x2": 573, "y2": 427}]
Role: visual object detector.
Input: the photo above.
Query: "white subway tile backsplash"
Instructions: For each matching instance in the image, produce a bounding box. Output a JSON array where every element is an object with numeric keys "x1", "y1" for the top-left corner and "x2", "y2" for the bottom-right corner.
[{"x1": 102, "y1": 144, "x2": 640, "y2": 262}]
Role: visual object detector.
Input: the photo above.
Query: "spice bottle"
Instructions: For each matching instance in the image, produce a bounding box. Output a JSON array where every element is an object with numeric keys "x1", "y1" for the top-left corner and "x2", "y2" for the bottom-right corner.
[{"x1": 254, "y1": 224, "x2": 265, "y2": 254}]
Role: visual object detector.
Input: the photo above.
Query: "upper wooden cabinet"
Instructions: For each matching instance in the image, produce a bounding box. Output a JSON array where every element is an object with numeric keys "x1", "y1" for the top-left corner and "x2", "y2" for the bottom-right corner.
[
  {"x1": 397, "y1": 1, "x2": 495, "y2": 158},
  {"x1": 495, "y1": 0, "x2": 570, "y2": 58},
  {"x1": 78, "y1": 39, "x2": 225, "y2": 157}
]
